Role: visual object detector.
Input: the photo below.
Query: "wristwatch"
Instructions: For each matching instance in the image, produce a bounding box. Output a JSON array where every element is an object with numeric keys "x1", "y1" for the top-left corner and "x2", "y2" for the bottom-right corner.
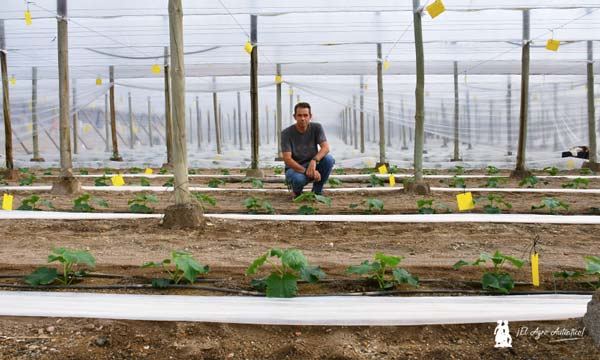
[{"x1": 312, "y1": 157, "x2": 320, "y2": 164}]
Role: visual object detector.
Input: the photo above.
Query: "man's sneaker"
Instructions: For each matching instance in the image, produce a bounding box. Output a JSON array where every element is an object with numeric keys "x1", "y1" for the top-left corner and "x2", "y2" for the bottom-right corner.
[{"x1": 292, "y1": 192, "x2": 302, "y2": 201}]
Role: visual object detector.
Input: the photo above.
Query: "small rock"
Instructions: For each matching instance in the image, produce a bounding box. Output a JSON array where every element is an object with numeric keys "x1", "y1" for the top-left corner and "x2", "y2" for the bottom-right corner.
[
  {"x1": 227, "y1": 353, "x2": 234, "y2": 358},
  {"x1": 37, "y1": 329, "x2": 44, "y2": 335},
  {"x1": 83, "y1": 324, "x2": 95, "y2": 330},
  {"x1": 143, "y1": 345, "x2": 150, "y2": 350},
  {"x1": 294, "y1": 331, "x2": 302, "y2": 337},
  {"x1": 46, "y1": 326, "x2": 55, "y2": 333},
  {"x1": 95, "y1": 337, "x2": 108, "y2": 347},
  {"x1": 325, "y1": 328, "x2": 332, "y2": 333},
  {"x1": 27, "y1": 345, "x2": 40, "y2": 351}
]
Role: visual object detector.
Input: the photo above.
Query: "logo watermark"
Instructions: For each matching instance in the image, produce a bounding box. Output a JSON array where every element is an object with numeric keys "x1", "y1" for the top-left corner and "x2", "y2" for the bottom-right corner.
[
  {"x1": 515, "y1": 326, "x2": 586, "y2": 342},
  {"x1": 494, "y1": 320, "x2": 512, "y2": 348}
]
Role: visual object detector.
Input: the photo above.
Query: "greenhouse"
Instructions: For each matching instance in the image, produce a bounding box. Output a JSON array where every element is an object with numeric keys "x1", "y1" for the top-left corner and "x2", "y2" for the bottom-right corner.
[{"x1": 0, "y1": 0, "x2": 599, "y2": 358}]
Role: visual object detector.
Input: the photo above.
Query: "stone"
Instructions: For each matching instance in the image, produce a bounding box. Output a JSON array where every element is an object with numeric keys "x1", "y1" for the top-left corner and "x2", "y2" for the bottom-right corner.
[
  {"x1": 95, "y1": 337, "x2": 108, "y2": 347},
  {"x1": 46, "y1": 326, "x2": 55, "y2": 333},
  {"x1": 83, "y1": 324, "x2": 95, "y2": 330},
  {"x1": 583, "y1": 289, "x2": 600, "y2": 347},
  {"x1": 162, "y1": 203, "x2": 205, "y2": 229}
]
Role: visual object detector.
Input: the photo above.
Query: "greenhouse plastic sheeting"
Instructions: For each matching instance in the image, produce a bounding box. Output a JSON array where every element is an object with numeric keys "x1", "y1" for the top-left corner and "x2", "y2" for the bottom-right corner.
[{"x1": 0, "y1": 291, "x2": 591, "y2": 326}]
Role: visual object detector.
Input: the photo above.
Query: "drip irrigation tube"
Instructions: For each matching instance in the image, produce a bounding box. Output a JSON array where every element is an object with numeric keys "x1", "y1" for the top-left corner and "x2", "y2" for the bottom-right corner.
[{"x1": 0, "y1": 291, "x2": 590, "y2": 325}]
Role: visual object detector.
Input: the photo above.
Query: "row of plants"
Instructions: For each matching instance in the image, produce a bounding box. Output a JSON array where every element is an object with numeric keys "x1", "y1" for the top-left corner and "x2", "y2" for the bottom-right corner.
[{"x1": 18, "y1": 248, "x2": 600, "y2": 297}]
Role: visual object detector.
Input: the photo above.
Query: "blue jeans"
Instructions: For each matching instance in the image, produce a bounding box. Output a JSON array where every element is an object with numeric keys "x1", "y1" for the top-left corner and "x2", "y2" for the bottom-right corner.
[{"x1": 285, "y1": 154, "x2": 335, "y2": 195}]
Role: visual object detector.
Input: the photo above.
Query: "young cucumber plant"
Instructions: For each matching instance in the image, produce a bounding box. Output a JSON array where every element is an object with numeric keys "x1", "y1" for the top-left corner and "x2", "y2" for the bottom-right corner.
[
  {"x1": 482, "y1": 177, "x2": 507, "y2": 188},
  {"x1": 518, "y1": 175, "x2": 548, "y2": 188},
  {"x1": 293, "y1": 192, "x2": 331, "y2": 214},
  {"x1": 417, "y1": 199, "x2": 451, "y2": 214},
  {"x1": 192, "y1": 193, "x2": 216, "y2": 211},
  {"x1": 328, "y1": 178, "x2": 343, "y2": 188},
  {"x1": 553, "y1": 255, "x2": 600, "y2": 290},
  {"x1": 72, "y1": 194, "x2": 109, "y2": 212},
  {"x1": 17, "y1": 195, "x2": 54, "y2": 211},
  {"x1": 128, "y1": 194, "x2": 160, "y2": 213},
  {"x1": 561, "y1": 178, "x2": 588, "y2": 189},
  {"x1": 368, "y1": 174, "x2": 385, "y2": 187},
  {"x1": 349, "y1": 197, "x2": 384, "y2": 214},
  {"x1": 531, "y1": 197, "x2": 569, "y2": 214},
  {"x1": 25, "y1": 248, "x2": 96, "y2": 286},
  {"x1": 543, "y1": 166, "x2": 560, "y2": 176},
  {"x1": 94, "y1": 175, "x2": 109, "y2": 187},
  {"x1": 474, "y1": 194, "x2": 513, "y2": 214},
  {"x1": 246, "y1": 249, "x2": 326, "y2": 298},
  {"x1": 141, "y1": 250, "x2": 210, "y2": 287},
  {"x1": 453, "y1": 251, "x2": 525, "y2": 294},
  {"x1": 208, "y1": 178, "x2": 225, "y2": 188},
  {"x1": 243, "y1": 196, "x2": 275, "y2": 214},
  {"x1": 486, "y1": 165, "x2": 500, "y2": 175},
  {"x1": 346, "y1": 252, "x2": 419, "y2": 289},
  {"x1": 242, "y1": 177, "x2": 264, "y2": 189},
  {"x1": 19, "y1": 174, "x2": 37, "y2": 186}
]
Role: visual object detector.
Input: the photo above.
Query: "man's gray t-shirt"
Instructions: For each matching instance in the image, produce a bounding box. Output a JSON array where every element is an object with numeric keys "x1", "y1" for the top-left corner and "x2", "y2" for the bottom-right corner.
[{"x1": 281, "y1": 122, "x2": 327, "y2": 166}]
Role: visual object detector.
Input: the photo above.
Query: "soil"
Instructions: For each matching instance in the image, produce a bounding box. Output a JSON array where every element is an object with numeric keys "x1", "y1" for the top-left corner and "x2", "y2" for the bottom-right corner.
[{"x1": 1, "y1": 168, "x2": 599, "y2": 358}]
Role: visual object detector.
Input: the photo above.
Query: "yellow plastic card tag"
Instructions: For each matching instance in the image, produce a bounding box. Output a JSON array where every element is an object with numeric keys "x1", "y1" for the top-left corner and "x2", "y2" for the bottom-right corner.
[
  {"x1": 364, "y1": 159, "x2": 375, "y2": 168},
  {"x1": 133, "y1": 126, "x2": 139, "y2": 134},
  {"x1": 215, "y1": 154, "x2": 222, "y2": 161},
  {"x1": 378, "y1": 164, "x2": 388, "y2": 174},
  {"x1": 383, "y1": 60, "x2": 389, "y2": 70},
  {"x1": 9, "y1": 77, "x2": 16, "y2": 86},
  {"x1": 151, "y1": 64, "x2": 161, "y2": 74},
  {"x1": 2, "y1": 194, "x2": 13, "y2": 211},
  {"x1": 83, "y1": 124, "x2": 91, "y2": 134},
  {"x1": 144, "y1": 168, "x2": 153, "y2": 175},
  {"x1": 275, "y1": 75, "x2": 282, "y2": 84},
  {"x1": 389, "y1": 175, "x2": 395, "y2": 187},
  {"x1": 427, "y1": 0, "x2": 446, "y2": 19},
  {"x1": 566, "y1": 159, "x2": 575, "y2": 169},
  {"x1": 25, "y1": 11, "x2": 32, "y2": 25},
  {"x1": 27, "y1": 123, "x2": 33, "y2": 132},
  {"x1": 546, "y1": 39, "x2": 560, "y2": 51},
  {"x1": 96, "y1": 77, "x2": 102, "y2": 85},
  {"x1": 244, "y1": 41, "x2": 253, "y2": 54},
  {"x1": 456, "y1": 192, "x2": 475, "y2": 211},
  {"x1": 288, "y1": 88, "x2": 293, "y2": 96},
  {"x1": 531, "y1": 253, "x2": 540, "y2": 287},
  {"x1": 111, "y1": 174, "x2": 125, "y2": 187}
]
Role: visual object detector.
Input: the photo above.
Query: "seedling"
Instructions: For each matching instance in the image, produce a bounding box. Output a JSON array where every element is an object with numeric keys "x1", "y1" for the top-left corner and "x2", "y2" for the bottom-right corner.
[
  {"x1": 361, "y1": 168, "x2": 376, "y2": 174},
  {"x1": 368, "y1": 174, "x2": 385, "y2": 187},
  {"x1": 243, "y1": 177, "x2": 264, "y2": 189},
  {"x1": 293, "y1": 191, "x2": 331, "y2": 214},
  {"x1": 580, "y1": 168, "x2": 593, "y2": 175},
  {"x1": 25, "y1": 248, "x2": 96, "y2": 286},
  {"x1": 486, "y1": 166, "x2": 500, "y2": 175},
  {"x1": 561, "y1": 178, "x2": 588, "y2": 189},
  {"x1": 531, "y1": 197, "x2": 569, "y2": 214},
  {"x1": 42, "y1": 169, "x2": 53, "y2": 176},
  {"x1": 188, "y1": 169, "x2": 197, "y2": 175},
  {"x1": 388, "y1": 165, "x2": 399, "y2": 174},
  {"x1": 416, "y1": 199, "x2": 451, "y2": 214},
  {"x1": 140, "y1": 178, "x2": 151, "y2": 186},
  {"x1": 130, "y1": 167, "x2": 143, "y2": 174},
  {"x1": 128, "y1": 194, "x2": 159, "y2": 213},
  {"x1": 423, "y1": 169, "x2": 439, "y2": 175},
  {"x1": 474, "y1": 194, "x2": 512, "y2": 214},
  {"x1": 328, "y1": 178, "x2": 343, "y2": 188},
  {"x1": 554, "y1": 256, "x2": 600, "y2": 290},
  {"x1": 141, "y1": 250, "x2": 209, "y2": 286},
  {"x1": 17, "y1": 195, "x2": 54, "y2": 211},
  {"x1": 103, "y1": 168, "x2": 114, "y2": 175},
  {"x1": 159, "y1": 169, "x2": 169, "y2": 175},
  {"x1": 219, "y1": 168, "x2": 230, "y2": 175},
  {"x1": 17, "y1": 168, "x2": 29, "y2": 174},
  {"x1": 246, "y1": 248, "x2": 326, "y2": 298},
  {"x1": 449, "y1": 165, "x2": 465, "y2": 174},
  {"x1": 192, "y1": 193, "x2": 216, "y2": 211},
  {"x1": 453, "y1": 251, "x2": 525, "y2": 294},
  {"x1": 273, "y1": 166, "x2": 283, "y2": 175},
  {"x1": 162, "y1": 178, "x2": 174, "y2": 187},
  {"x1": 442, "y1": 175, "x2": 466, "y2": 188},
  {"x1": 334, "y1": 168, "x2": 346, "y2": 175},
  {"x1": 518, "y1": 176, "x2": 547, "y2": 188},
  {"x1": 482, "y1": 177, "x2": 507, "y2": 188},
  {"x1": 19, "y1": 174, "x2": 36, "y2": 186},
  {"x1": 346, "y1": 252, "x2": 419, "y2": 289},
  {"x1": 243, "y1": 196, "x2": 275, "y2": 214},
  {"x1": 72, "y1": 194, "x2": 109, "y2": 212},
  {"x1": 78, "y1": 169, "x2": 89, "y2": 175},
  {"x1": 208, "y1": 178, "x2": 225, "y2": 188},
  {"x1": 349, "y1": 197, "x2": 384, "y2": 214},
  {"x1": 94, "y1": 175, "x2": 109, "y2": 187},
  {"x1": 543, "y1": 166, "x2": 560, "y2": 176}
]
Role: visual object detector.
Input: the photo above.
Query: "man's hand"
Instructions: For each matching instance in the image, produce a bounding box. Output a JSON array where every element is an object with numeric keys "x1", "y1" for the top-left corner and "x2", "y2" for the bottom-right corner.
[{"x1": 305, "y1": 160, "x2": 321, "y2": 181}]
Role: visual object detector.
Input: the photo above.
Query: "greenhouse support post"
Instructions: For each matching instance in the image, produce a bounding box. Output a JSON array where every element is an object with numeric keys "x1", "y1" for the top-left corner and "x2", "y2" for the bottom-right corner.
[
  {"x1": 552, "y1": 83, "x2": 559, "y2": 152},
  {"x1": 276, "y1": 64, "x2": 282, "y2": 160},
  {"x1": 212, "y1": 77, "x2": 222, "y2": 154},
  {"x1": 196, "y1": 96, "x2": 201, "y2": 150},
  {"x1": 0, "y1": 20, "x2": 13, "y2": 172},
  {"x1": 377, "y1": 43, "x2": 385, "y2": 164},
  {"x1": 506, "y1": 76, "x2": 512, "y2": 156},
  {"x1": 514, "y1": 9, "x2": 530, "y2": 176},
  {"x1": 237, "y1": 92, "x2": 242, "y2": 150},
  {"x1": 148, "y1": 96, "x2": 153, "y2": 147},
  {"x1": 265, "y1": 105, "x2": 270, "y2": 145},
  {"x1": 57, "y1": 1, "x2": 73, "y2": 174},
  {"x1": 441, "y1": 101, "x2": 448, "y2": 147},
  {"x1": 353, "y1": 95, "x2": 358, "y2": 149},
  {"x1": 72, "y1": 79, "x2": 79, "y2": 154},
  {"x1": 104, "y1": 94, "x2": 110, "y2": 152},
  {"x1": 401, "y1": 99, "x2": 408, "y2": 150},
  {"x1": 163, "y1": 46, "x2": 173, "y2": 165},
  {"x1": 248, "y1": 14, "x2": 263, "y2": 177},
  {"x1": 360, "y1": 75, "x2": 365, "y2": 153},
  {"x1": 108, "y1": 66, "x2": 122, "y2": 161},
  {"x1": 31, "y1": 66, "x2": 43, "y2": 162},
  {"x1": 232, "y1": 109, "x2": 237, "y2": 146},
  {"x1": 206, "y1": 110, "x2": 211, "y2": 144},
  {"x1": 245, "y1": 111, "x2": 249, "y2": 144},
  {"x1": 586, "y1": 39, "x2": 598, "y2": 169},
  {"x1": 128, "y1": 92, "x2": 134, "y2": 149},
  {"x1": 412, "y1": 0, "x2": 426, "y2": 186},
  {"x1": 452, "y1": 61, "x2": 460, "y2": 160}
]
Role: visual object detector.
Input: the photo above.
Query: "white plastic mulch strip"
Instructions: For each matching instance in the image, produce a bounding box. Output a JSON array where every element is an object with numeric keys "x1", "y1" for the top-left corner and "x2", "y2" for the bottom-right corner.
[
  {"x1": 0, "y1": 292, "x2": 589, "y2": 325},
  {"x1": 432, "y1": 187, "x2": 600, "y2": 194},
  {"x1": 76, "y1": 174, "x2": 248, "y2": 178},
  {"x1": 0, "y1": 211, "x2": 161, "y2": 220},
  {"x1": 67, "y1": 174, "x2": 600, "y2": 180}
]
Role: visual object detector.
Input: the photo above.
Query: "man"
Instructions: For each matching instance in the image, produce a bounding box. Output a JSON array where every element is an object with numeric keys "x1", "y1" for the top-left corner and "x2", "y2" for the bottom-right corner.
[{"x1": 281, "y1": 102, "x2": 335, "y2": 198}]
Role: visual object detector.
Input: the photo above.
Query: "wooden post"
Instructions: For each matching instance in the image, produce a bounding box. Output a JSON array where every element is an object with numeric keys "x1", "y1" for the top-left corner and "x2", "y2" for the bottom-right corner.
[
  {"x1": 207, "y1": 110, "x2": 211, "y2": 144},
  {"x1": 245, "y1": 111, "x2": 249, "y2": 144},
  {"x1": 163, "y1": 46, "x2": 173, "y2": 165},
  {"x1": 411, "y1": 0, "x2": 428, "y2": 192},
  {"x1": 401, "y1": 99, "x2": 408, "y2": 150},
  {"x1": 506, "y1": 76, "x2": 512, "y2": 155},
  {"x1": 196, "y1": 96, "x2": 201, "y2": 149},
  {"x1": 265, "y1": 105, "x2": 270, "y2": 145},
  {"x1": 248, "y1": 14, "x2": 263, "y2": 177},
  {"x1": 233, "y1": 109, "x2": 237, "y2": 146},
  {"x1": 104, "y1": 93, "x2": 110, "y2": 152},
  {"x1": 352, "y1": 95, "x2": 358, "y2": 149},
  {"x1": 31, "y1": 66, "x2": 44, "y2": 161},
  {"x1": 289, "y1": 86, "x2": 293, "y2": 125},
  {"x1": 360, "y1": 76, "x2": 365, "y2": 153},
  {"x1": 109, "y1": 66, "x2": 122, "y2": 161},
  {"x1": 452, "y1": 61, "x2": 460, "y2": 160},
  {"x1": 276, "y1": 64, "x2": 282, "y2": 159},
  {"x1": 72, "y1": 79, "x2": 79, "y2": 154},
  {"x1": 212, "y1": 77, "x2": 222, "y2": 154},
  {"x1": 441, "y1": 101, "x2": 448, "y2": 148},
  {"x1": 585, "y1": 39, "x2": 598, "y2": 169},
  {"x1": 513, "y1": 9, "x2": 531, "y2": 177},
  {"x1": 128, "y1": 92, "x2": 134, "y2": 149},
  {"x1": 237, "y1": 91, "x2": 242, "y2": 150},
  {"x1": 148, "y1": 96, "x2": 153, "y2": 147},
  {"x1": 0, "y1": 20, "x2": 13, "y2": 172}
]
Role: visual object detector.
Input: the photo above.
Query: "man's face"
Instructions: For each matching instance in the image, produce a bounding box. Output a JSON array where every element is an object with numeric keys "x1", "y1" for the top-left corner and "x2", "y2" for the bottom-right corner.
[{"x1": 294, "y1": 107, "x2": 312, "y2": 132}]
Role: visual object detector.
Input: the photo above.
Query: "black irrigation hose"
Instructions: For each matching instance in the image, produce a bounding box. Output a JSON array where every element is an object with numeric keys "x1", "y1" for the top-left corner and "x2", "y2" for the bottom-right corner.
[{"x1": 0, "y1": 273, "x2": 224, "y2": 283}]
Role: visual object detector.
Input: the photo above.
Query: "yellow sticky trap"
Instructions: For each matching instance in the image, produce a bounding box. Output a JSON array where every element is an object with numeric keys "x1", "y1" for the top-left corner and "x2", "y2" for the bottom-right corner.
[
  {"x1": 288, "y1": 89, "x2": 293, "y2": 96},
  {"x1": 133, "y1": 126, "x2": 139, "y2": 134},
  {"x1": 364, "y1": 84, "x2": 368, "y2": 91},
  {"x1": 244, "y1": 41, "x2": 253, "y2": 54},
  {"x1": 546, "y1": 39, "x2": 560, "y2": 51},
  {"x1": 364, "y1": 159, "x2": 375, "y2": 168},
  {"x1": 389, "y1": 174, "x2": 395, "y2": 187},
  {"x1": 25, "y1": 10, "x2": 32, "y2": 25},
  {"x1": 83, "y1": 124, "x2": 91, "y2": 134},
  {"x1": 383, "y1": 60, "x2": 389, "y2": 70},
  {"x1": 2, "y1": 194, "x2": 13, "y2": 211},
  {"x1": 426, "y1": 0, "x2": 446, "y2": 19},
  {"x1": 215, "y1": 155, "x2": 222, "y2": 161},
  {"x1": 275, "y1": 75, "x2": 282, "y2": 84},
  {"x1": 111, "y1": 174, "x2": 125, "y2": 187},
  {"x1": 531, "y1": 253, "x2": 540, "y2": 287},
  {"x1": 90, "y1": 102, "x2": 96, "y2": 109},
  {"x1": 96, "y1": 77, "x2": 102, "y2": 85},
  {"x1": 27, "y1": 123, "x2": 33, "y2": 132},
  {"x1": 144, "y1": 168, "x2": 153, "y2": 175},
  {"x1": 151, "y1": 64, "x2": 161, "y2": 74},
  {"x1": 9, "y1": 77, "x2": 16, "y2": 85},
  {"x1": 566, "y1": 159, "x2": 575, "y2": 169},
  {"x1": 119, "y1": 97, "x2": 123, "y2": 103},
  {"x1": 456, "y1": 192, "x2": 475, "y2": 211},
  {"x1": 41, "y1": 96, "x2": 47, "y2": 104},
  {"x1": 378, "y1": 164, "x2": 388, "y2": 174}
]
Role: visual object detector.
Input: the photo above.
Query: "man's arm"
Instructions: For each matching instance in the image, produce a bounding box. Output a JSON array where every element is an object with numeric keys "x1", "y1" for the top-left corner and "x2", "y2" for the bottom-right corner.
[
  {"x1": 282, "y1": 152, "x2": 306, "y2": 173},
  {"x1": 305, "y1": 141, "x2": 330, "y2": 180}
]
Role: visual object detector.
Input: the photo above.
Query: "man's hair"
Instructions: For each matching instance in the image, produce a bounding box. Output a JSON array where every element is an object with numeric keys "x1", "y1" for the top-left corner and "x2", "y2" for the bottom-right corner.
[{"x1": 294, "y1": 102, "x2": 311, "y2": 115}]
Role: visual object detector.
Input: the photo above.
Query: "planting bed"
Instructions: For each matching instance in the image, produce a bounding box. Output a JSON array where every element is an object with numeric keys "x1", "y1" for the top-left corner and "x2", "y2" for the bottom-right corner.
[{"x1": 1, "y1": 168, "x2": 599, "y2": 358}]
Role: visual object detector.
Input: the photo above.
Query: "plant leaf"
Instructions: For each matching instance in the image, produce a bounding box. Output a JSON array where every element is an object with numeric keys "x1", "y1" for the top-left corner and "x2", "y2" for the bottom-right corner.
[
  {"x1": 265, "y1": 273, "x2": 298, "y2": 298},
  {"x1": 246, "y1": 252, "x2": 269, "y2": 275},
  {"x1": 25, "y1": 267, "x2": 58, "y2": 286},
  {"x1": 299, "y1": 265, "x2": 326, "y2": 283},
  {"x1": 392, "y1": 268, "x2": 419, "y2": 287},
  {"x1": 281, "y1": 249, "x2": 308, "y2": 271},
  {"x1": 452, "y1": 260, "x2": 469, "y2": 270},
  {"x1": 173, "y1": 254, "x2": 209, "y2": 283},
  {"x1": 151, "y1": 278, "x2": 171, "y2": 288},
  {"x1": 346, "y1": 260, "x2": 377, "y2": 275},
  {"x1": 375, "y1": 252, "x2": 402, "y2": 268}
]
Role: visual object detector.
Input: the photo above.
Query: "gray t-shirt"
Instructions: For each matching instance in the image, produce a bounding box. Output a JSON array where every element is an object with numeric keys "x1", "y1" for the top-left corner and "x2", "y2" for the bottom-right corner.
[{"x1": 281, "y1": 122, "x2": 327, "y2": 165}]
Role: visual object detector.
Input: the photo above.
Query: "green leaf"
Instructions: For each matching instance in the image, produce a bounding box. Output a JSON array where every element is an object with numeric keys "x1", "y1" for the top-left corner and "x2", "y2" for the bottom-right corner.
[
  {"x1": 417, "y1": 199, "x2": 434, "y2": 208},
  {"x1": 265, "y1": 273, "x2": 298, "y2": 298},
  {"x1": 452, "y1": 260, "x2": 470, "y2": 270},
  {"x1": 250, "y1": 277, "x2": 267, "y2": 291},
  {"x1": 281, "y1": 249, "x2": 308, "y2": 271},
  {"x1": 583, "y1": 256, "x2": 600, "y2": 265},
  {"x1": 418, "y1": 207, "x2": 436, "y2": 214},
  {"x1": 246, "y1": 252, "x2": 269, "y2": 275},
  {"x1": 269, "y1": 249, "x2": 284, "y2": 258},
  {"x1": 586, "y1": 261, "x2": 600, "y2": 275},
  {"x1": 140, "y1": 261, "x2": 164, "y2": 268},
  {"x1": 151, "y1": 278, "x2": 171, "y2": 288},
  {"x1": 25, "y1": 267, "x2": 58, "y2": 286},
  {"x1": 503, "y1": 255, "x2": 525, "y2": 268},
  {"x1": 298, "y1": 205, "x2": 315, "y2": 215},
  {"x1": 17, "y1": 204, "x2": 34, "y2": 211},
  {"x1": 315, "y1": 195, "x2": 331, "y2": 207},
  {"x1": 346, "y1": 260, "x2": 377, "y2": 275},
  {"x1": 55, "y1": 248, "x2": 96, "y2": 268},
  {"x1": 482, "y1": 272, "x2": 514, "y2": 294},
  {"x1": 392, "y1": 268, "x2": 419, "y2": 287},
  {"x1": 553, "y1": 271, "x2": 583, "y2": 279},
  {"x1": 92, "y1": 197, "x2": 109, "y2": 208},
  {"x1": 129, "y1": 203, "x2": 153, "y2": 213},
  {"x1": 173, "y1": 253, "x2": 209, "y2": 283},
  {"x1": 299, "y1": 265, "x2": 326, "y2": 283},
  {"x1": 349, "y1": 203, "x2": 359, "y2": 209},
  {"x1": 140, "y1": 178, "x2": 151, "y2": 187},
  {"x1": 483, "y1": 205, "x2": 501, "y2": 214},
  {"x1": 375, "y1": 252, "x2": 402, "y2": 268},
  {"x1": 40, "y1": 200, "x2": 55, "y2": 209}
]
